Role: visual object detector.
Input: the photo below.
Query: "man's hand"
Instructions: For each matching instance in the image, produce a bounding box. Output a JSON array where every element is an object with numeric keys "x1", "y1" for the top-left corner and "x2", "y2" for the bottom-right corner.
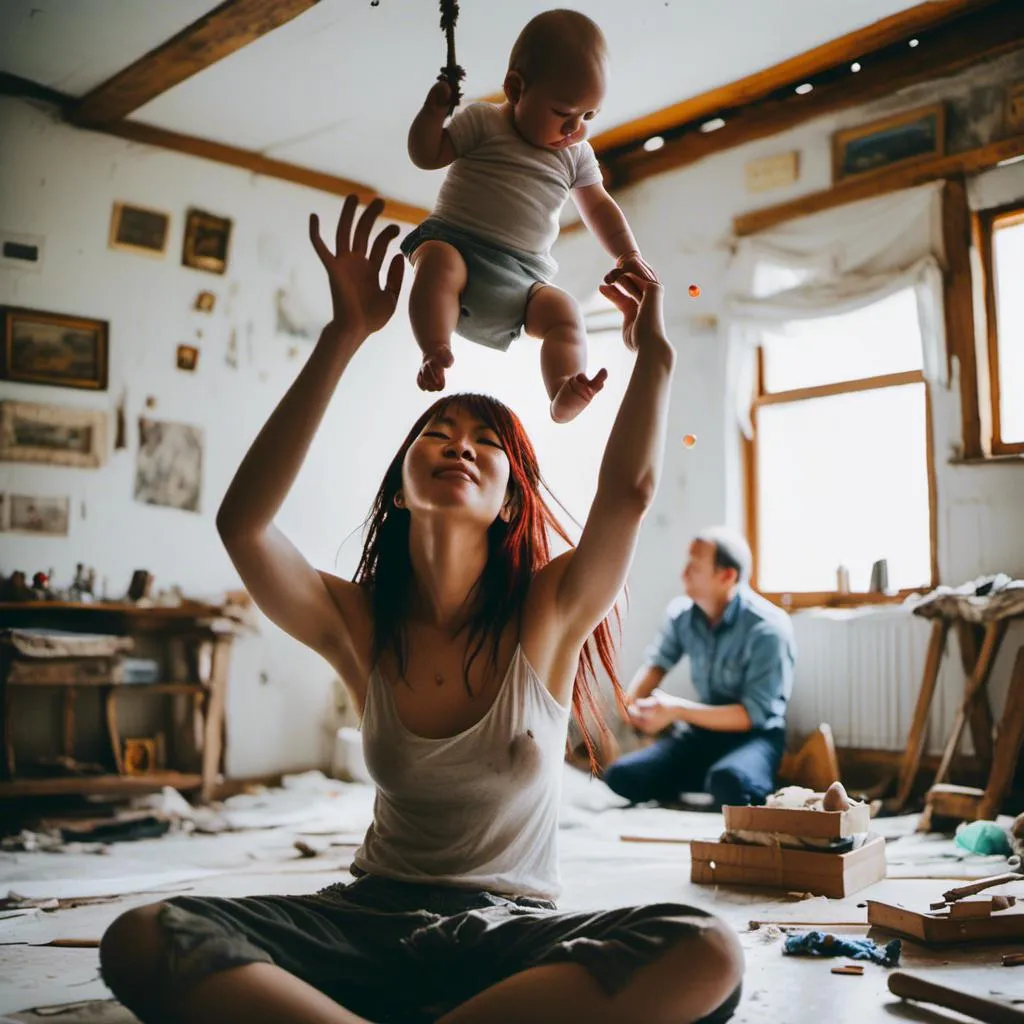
[{"x1": 627, "y1": 688, "x2": 683, "y2": 735}]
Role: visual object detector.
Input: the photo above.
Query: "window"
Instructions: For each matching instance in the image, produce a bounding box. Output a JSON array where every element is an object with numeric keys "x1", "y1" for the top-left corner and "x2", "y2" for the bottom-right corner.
[
  {"x1": 979, "y1": 204, "x2": 1024, "y2": 455},
  {"x1": 746, "y1": 289, "x2": 937, "y2": 605}
]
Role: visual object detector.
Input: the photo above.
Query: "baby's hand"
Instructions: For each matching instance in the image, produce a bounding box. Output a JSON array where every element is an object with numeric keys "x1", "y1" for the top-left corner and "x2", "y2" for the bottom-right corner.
[
  {"x1": 425, "y1": 80, "x2": 453, "y2": 112},
  {"x1": 613, "y1": 251, "x2": 659, "y2": 284}
]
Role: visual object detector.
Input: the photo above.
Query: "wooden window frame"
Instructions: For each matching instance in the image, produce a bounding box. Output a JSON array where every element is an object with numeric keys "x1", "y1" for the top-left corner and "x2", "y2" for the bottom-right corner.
[
  {"x1": 744, "y1": 350, "x2": 940, "y2": 611},
  {"x1": 976, "y1": 201, "x2": 1024, "y2": 457}
]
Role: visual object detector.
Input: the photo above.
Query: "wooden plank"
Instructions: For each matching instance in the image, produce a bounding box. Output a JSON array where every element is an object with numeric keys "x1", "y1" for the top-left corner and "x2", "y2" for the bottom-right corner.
[
  {"x1": 81, "y1": 119, "x2": 430, "y2": 226},
  {"x1": 735, "y1": 134, "x2": 1024, "y2": 237},
  {"x1": 978, "y1": 647, "x2": 1024, "y2": 820},
  {"x1": 201, "y1": 636, "x2": 232, "y2": 802},
  {"x1": 889, "y1": 970, "x2": 1024, "y2": 1021},
  {"x1": 754, "y1": 370, "x2": 923, "y2": 407},
  {"x1": 892, "y1": 620, "x2": 950, "y2": 809},
  {"x1": 71, "y1": 0, "x2": 321, "y2": 125},
  {"x1": 0, "y1": 771, "x2": 202, "y2": 798},
  {"x1": 589, "y1": 0, "x2": 997, "y2": 154}
]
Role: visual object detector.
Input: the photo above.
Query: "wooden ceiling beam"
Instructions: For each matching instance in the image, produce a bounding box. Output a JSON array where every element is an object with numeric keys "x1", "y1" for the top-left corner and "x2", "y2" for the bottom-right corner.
[
  {"x1": 733, "y1": 134, "x2": 1024, "y2": 236},
  {"x1": 70, "y1": 0, "x2": 320, "y2": 126},
  {"x1": 589, "y1": 0, "x2": 998, "y2": 156},
  {"x1": 89, "y1": 119, "x2": 430, "y2": 225},
  {"x1": 0, "y1": 73, "x2": 428, "y2": 225},
  {"x1": 603, "y1": 0, "x2": 1021, "y2": 189}
]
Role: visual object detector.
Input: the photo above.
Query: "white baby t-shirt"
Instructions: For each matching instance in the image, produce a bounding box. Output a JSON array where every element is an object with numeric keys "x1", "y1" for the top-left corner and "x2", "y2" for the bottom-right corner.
[{"x1": 432, "y1": 102, "x2": 603, "y2": 259}]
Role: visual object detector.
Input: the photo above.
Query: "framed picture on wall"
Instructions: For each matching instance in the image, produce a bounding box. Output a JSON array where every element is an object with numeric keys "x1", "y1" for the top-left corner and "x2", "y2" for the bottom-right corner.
[
  {"x1": 0, "y1": 494, "x2": 71, "y2": 536},
  {"x1": 0, "y1": 400, "x2": 108, "y2": 468},
  {"x1": 832, "y1": 104, "x2": 946, "y2": 184},
  {"x1": 108, "y1": 202, "x2": 170, "y2": 257},
  {"x1": 1, "y1": 306, "x2": 109, "y2": 391},
  {"x1": 182, "y1": 208, "x2": 232, "y2": 275}
]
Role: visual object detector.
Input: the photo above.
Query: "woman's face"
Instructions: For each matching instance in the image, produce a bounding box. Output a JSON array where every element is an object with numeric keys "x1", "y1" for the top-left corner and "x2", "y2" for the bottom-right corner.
[{"x1": 401, "y1": 404, "x2": 513, "y2": 525}]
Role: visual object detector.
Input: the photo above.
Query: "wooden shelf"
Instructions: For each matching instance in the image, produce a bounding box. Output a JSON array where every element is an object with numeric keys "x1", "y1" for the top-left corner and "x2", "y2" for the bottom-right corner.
[
  {"x1": 8, "y1": 680, "x2": 206, "y2": 693},
  {"x1": 0, "y1": 771, "x2": 203, "y2": 798},
  {"x1": 0, "y1": 600, "x2": 223, "y2": 616}
]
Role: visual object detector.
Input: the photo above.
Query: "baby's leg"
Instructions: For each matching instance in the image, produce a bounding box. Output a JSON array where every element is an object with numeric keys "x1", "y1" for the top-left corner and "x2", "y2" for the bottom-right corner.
[
  {"x1": 526, "y1": 285, "x2": 607, "y2": 423},
  {"x1": 409, "y1": 240, "x2": 468, "y2": 391}
]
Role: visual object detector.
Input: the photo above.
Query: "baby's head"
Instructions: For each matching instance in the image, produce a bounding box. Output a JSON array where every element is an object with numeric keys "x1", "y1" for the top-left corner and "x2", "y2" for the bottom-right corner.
[{"x1": 503, "y1": 9, "x2": 607, "y2": 151}]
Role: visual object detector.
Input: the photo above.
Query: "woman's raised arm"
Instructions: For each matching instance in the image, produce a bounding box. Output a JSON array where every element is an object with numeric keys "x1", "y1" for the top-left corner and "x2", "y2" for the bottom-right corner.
[{"x1": 216, "y1": 197, "x2": 403, "y2": 676}]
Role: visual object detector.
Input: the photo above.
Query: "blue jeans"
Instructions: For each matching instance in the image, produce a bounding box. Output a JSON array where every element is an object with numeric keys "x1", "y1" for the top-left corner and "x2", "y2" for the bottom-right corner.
[{"x1": 603, "y1": 724, "x2": 785, "y2": 807}]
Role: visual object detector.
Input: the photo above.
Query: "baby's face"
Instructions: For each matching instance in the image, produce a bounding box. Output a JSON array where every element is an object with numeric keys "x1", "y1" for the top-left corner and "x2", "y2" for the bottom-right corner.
[{"x1": 510, "y1": 60, "x2": 606, "y2": 151}]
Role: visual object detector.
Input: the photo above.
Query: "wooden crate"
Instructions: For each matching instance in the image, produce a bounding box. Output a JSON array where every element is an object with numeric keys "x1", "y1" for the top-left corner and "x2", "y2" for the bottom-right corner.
[
  {"x1": 723, "y1": 801, "x2": 870, "y2": 839},
  {"x1": 867, "y1": 901, "x2": 1024, "y2": 944},
  {"x1": 691, "y1": 833, "x2": 886, "y2": 898}
]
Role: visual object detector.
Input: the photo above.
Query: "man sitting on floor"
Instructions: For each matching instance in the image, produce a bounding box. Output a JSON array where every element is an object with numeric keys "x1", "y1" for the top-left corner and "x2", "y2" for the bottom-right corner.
[{"x1": 603, "y1": 527, "x2": 796, "y2": 808}]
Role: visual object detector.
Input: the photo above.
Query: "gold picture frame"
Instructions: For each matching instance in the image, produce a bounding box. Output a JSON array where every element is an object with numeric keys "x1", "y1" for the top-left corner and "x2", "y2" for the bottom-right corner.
[
  {"x1": 182, "y1": 208, "x2": 232, "y2": 275},
  {"x1": 2, "y1": 305, "x2": 109, "y2": 390},
  {"x1": 832, "y1": 103, "x2": 946, "y2": 184},
  {"x1": 0, "y1": 400, "x2": 108, "y2": 468},
  {"x1": 109, "y1": 202, "x2": 170, "y2": 258}
]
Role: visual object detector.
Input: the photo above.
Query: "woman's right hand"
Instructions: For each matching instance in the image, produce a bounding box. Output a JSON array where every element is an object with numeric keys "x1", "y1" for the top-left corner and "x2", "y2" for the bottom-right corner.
[
  {"x1": 599, "y1": 269, "x2": 667, "y2": 353},
  {"x1": 309, "y1": 195, "x2": 405, "y2": 343}
]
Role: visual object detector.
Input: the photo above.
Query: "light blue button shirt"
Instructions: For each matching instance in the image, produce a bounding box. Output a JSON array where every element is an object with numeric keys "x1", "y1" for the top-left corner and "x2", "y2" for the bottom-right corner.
[{"x1": 644, "y1": 587, "x2": 796, "y2": 731}]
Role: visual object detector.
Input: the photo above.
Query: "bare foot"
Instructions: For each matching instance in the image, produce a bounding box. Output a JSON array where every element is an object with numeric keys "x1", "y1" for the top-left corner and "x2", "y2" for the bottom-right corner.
[
  {"x1": 417, "y1": 346, "x2": 454, "y2": 392},
  {"x1": 550, "y1": 368, "x2": 608, "y2": 423}
]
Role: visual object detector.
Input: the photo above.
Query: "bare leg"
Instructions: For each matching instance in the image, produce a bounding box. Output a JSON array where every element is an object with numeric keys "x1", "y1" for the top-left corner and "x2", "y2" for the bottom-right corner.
[
  {"x1": 100, "y1": 904, "x2": 369, "y2": 1024},
  {"x1": 526, "y1": 285, "x2": 607, "y2": 423},
  {"x1": 437, "y1": 918, "x2": 743, "y2": 1024},
  {"x1": 408, "y1": 240, "x2": 467, "y2": 391}
]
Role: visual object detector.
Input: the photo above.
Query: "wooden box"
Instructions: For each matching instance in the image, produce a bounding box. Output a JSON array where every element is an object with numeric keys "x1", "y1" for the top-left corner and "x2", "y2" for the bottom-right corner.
[
  {"x1": 691, "y1": 833, "x2": 887, "y2": 898},
  {"x1": 723, "y1": 802, "x2": 870, "y2": 839},
  {"x1": 866, "y1": 901, "x2": 1024, "y2": 944}
]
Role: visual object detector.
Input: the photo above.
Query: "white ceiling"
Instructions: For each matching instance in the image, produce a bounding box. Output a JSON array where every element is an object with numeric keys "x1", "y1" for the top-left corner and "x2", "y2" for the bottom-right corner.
[{"x1": 2, "y1": 0, "x2": 927, "y2": 208}]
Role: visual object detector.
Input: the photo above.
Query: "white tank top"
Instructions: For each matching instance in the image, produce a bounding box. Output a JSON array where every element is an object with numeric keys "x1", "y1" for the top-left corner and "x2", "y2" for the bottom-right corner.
[{"x1": 352, "y1": 644, "x2": 571, "y2": 901}]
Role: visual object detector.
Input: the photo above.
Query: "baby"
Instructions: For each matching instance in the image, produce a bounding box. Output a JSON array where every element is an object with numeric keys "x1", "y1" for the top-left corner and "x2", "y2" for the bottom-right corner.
[{"x1": 403, "y1": 8, "x2": 656, "y2": 422}]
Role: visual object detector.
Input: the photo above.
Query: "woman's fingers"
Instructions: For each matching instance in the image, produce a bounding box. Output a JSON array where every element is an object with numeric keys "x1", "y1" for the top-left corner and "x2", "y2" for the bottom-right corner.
[
  {"x1": 369, "y1": 222, "x2": 400, "y2": 272},
  {"x1": 308, "y1": 213, "x2": 331, "y2": 266},
  {"x1": 384, "y1": 253, "x2": 405, "y2": 301},
  {"x1": 335, "y1": 195, "x2": 359, "y2": 254},
  {"x1": 352, "y1": 197, "x2": 385, "y2": 255}
]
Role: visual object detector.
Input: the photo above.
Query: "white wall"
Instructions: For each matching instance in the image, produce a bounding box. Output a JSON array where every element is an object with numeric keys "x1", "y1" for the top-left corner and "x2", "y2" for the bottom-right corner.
[
  {"x1": 552, "y1": 52, "x2": 1024, "y2": 734},
  {"x1": 0, "y1": 97, "x2": 635, "y2": 776}
]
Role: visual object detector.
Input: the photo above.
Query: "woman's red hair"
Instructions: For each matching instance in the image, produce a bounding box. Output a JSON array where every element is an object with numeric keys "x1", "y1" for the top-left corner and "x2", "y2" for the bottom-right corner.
[{"x1": 354, "y1": 393, "x2": 623, "y2": 769}]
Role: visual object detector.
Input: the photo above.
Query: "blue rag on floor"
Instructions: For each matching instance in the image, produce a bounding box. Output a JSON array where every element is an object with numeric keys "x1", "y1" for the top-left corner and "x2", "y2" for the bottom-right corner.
[{"x1": 783, "y1": 931, "x2": 901, "y2": 966}]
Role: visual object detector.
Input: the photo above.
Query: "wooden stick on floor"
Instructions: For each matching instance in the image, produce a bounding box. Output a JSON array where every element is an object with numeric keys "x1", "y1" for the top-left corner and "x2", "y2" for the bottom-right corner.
[{"x1": 889, "y1": 971, "x2": 1024, "y2": 1023}]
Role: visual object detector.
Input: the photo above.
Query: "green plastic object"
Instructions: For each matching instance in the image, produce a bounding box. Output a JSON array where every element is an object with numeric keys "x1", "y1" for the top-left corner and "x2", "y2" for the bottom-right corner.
[{"x1": 954, "y1": 820, "x2": 1012, "y2": 857}]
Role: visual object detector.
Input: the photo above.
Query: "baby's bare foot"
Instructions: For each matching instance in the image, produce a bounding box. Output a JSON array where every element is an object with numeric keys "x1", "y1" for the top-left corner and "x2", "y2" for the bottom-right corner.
[
  {"x1": 550, "y1": 368, "x2": 608, "y2": 423},
  {"x1": 417, "y1": 346, "x2": 454, "y2": 392}
]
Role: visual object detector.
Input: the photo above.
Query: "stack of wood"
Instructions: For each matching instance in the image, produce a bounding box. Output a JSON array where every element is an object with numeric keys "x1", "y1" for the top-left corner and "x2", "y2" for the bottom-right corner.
[{"x1": 691, "y1": 783, "x2": 887, "y2": 898}]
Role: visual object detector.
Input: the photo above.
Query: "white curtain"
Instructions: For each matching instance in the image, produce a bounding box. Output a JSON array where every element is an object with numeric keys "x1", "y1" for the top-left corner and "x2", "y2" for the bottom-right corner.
[{"x1": 724, "y1": 182, "x2": 948, "y2": 436}]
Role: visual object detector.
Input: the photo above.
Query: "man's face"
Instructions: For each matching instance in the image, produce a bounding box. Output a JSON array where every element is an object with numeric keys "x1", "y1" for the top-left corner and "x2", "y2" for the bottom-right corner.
[{"x1": 682, "y1": 539, "x2": 735, "y2": 603}]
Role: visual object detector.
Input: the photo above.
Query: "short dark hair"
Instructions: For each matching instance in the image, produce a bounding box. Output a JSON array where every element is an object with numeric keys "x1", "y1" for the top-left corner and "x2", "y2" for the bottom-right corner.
[
  {"x1": 696, "y1": 526, "x2": 752, "y2": 585},
  {"x1": 508, "y1": 9, "x2": 607, "y2": 85}
]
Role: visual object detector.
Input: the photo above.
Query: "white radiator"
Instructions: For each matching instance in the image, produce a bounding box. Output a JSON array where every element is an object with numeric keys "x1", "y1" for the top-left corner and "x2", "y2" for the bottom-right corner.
[{"x1": 787, "y1": 606, "x2": 966, "y2": 755}]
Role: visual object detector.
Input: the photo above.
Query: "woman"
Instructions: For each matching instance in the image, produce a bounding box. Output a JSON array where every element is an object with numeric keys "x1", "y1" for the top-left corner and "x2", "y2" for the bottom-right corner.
[{"x1": 99, "y1": 196, "x2": 743, "y2": 1023}]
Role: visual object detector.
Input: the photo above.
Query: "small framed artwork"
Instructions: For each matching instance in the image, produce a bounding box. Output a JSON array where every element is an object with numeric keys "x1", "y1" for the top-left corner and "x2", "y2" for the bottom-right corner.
[
  {"x1": 182, "y1": 208, "x2": 232, "y2": 275},
  {"x1": 832, "y1": 104, "x2": 945, "y2": 184},
  {"x1": 1006, "y1": 81, "x2": 1024, "y2": 133},
  {"x1": 0, "y1": 494, "x2": 71, "y2": 536},
  {"x1": 108, "y1": 202, "x2": 170, "y2": 258},
  {"x1": 0, "y1": 400, "x2": 108, "y2": 468},
  {"x1": 2, "y1": 306, "x2": 109, "y2": 391},
  {"x1": 176, "y1": 344, "x2": 199, "y2": 371}
]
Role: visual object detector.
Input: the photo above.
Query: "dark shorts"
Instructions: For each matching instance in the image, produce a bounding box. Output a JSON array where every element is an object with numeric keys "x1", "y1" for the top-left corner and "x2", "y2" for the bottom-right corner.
[
  {"x1": 154, "y1": 873, "x2": 741, "y2": 1022},
  {"x1": 401, "y1": 217, "x2": 554, "y2": 351}
]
